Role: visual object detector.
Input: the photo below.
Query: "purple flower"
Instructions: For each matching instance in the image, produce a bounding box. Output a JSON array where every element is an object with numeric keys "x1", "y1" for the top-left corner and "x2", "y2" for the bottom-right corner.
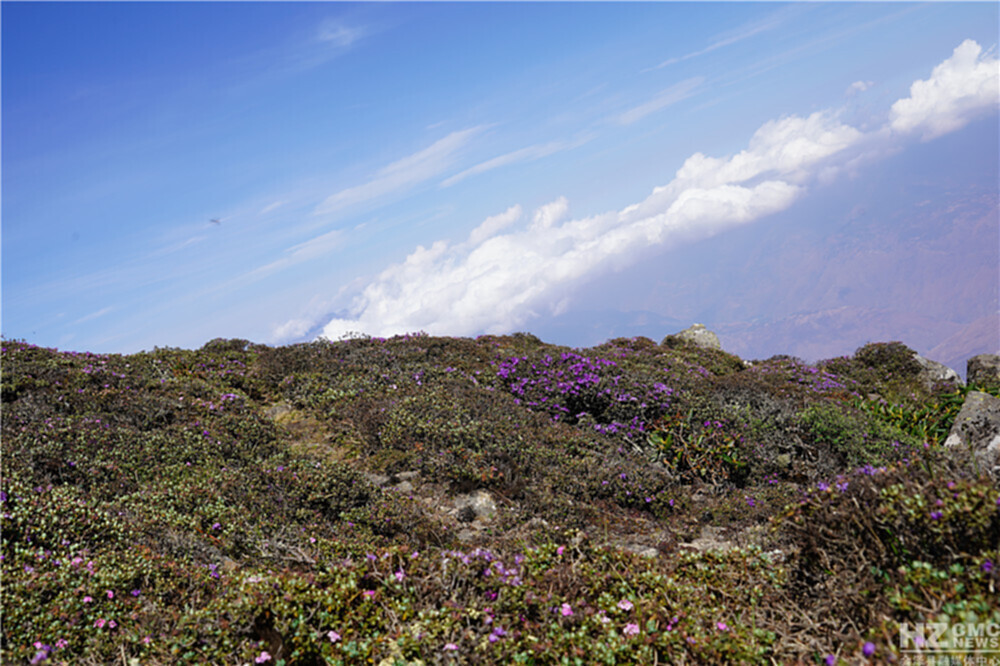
[
  {"x1": 930, "y1": 511, "x2": 943, "y2": 520},
  {"x1": 131, "y1": 589, "x2": 141, "y2": 597},
  {"x1": 863, "y1": 642, "x2": 875, "y2": 657},
  {"x1": 825, "y1": 656, "x2": 836, "y2": 666},
  {"x1": 983, "y1": 560, "x2": 994, "y2": 573}
]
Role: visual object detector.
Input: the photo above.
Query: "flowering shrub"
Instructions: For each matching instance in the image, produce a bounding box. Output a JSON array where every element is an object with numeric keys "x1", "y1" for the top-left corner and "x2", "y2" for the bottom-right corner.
[
  {"x1": 2, "y1": 335, "x2": 995, "y2": 664},
  {"x1": 494, "y1": 349, "x2": 674, "y2": 439}
]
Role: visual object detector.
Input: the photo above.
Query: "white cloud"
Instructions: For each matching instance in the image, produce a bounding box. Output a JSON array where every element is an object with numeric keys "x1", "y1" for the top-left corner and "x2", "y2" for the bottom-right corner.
[
  {"x1": 846, "y1": 80, "x2": 874, "y2": 96},
  {"x1": 314, "y1": 128, "x2": 482, "y2": 214},
  {"x1": 316, "y1": 109, "x2": 861, "y2": 342},
  {"x1": 617, "y1": 77, "x2": 704, "y2": 125},
  {"x1": 531, "y1": 196, "x2": 569, "y2": 231},
  {"x1": 467, "y1": 205, "x2": 522, "y2": 246},
  {"x1": 890, "y1": 39, "x2": 1000, "y2": 140}
]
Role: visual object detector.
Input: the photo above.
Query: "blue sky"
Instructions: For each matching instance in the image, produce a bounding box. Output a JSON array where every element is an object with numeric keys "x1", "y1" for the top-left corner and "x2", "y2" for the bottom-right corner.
[{"x1": 3, "y1": 2, "x2": 998, "y2": 365}]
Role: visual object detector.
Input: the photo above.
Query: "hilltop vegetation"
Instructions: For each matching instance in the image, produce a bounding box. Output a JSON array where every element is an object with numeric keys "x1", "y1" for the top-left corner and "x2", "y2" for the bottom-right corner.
[{"x1": 2, "y1": 333, "x2": 997, "y2": 665}]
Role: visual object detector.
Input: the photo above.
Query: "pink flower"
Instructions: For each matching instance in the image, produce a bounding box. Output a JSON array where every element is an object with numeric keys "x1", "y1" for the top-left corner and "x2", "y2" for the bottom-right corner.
[
  {"x1": 327, "y1": 630, "x2": 341, "y2": 643},
  {"x1": 623, "y1": 623, "x2": 640, "y2": 637},
  {"x1": 106, "y1": 590, "x2": 114, "y2": 599},
  {"x1": 560, "y1": 603, "x2": 573, "y2": 617},
  {"x1": 717, "y1": 621, "x2": 729, "y2": 631},
  {"x1": 617, "y1": 599, "x2": 633, "y2": 611},
  {"x1": 444, "y1": 643, "x2": 458, "y2": 651},
  {"x1": 255, "y1": 651, "x2": 271, "y2": 664},
  {"x1": 82, "y1": 596, "x2": 93, "y2": 603},
  {"x1": 94, "y1": 618, "x2": 106, "y2": 629},
  {"x1": 362, "y1": 590, "x2": 376, "y2": 598},
  {"x1": 556, "y1": 546, "x2": 565, "y2": 556},
  {"x1": 394, "y1": 569, "x2": 405, "y2": 582}
]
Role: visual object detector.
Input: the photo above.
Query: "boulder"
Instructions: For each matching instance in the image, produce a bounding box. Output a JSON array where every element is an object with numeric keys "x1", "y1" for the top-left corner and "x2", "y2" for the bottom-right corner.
[
  {"x1": 665, "y1": 323, "x2": 722, "y2": 351},
  {"x1": 968, "y1": 354, "x2": 1000, "y2": 390},
  {"x1": 452, "y1": 490, "x2": 497, "y2": 522},
  {"x1": 913, "y1": 353, "x2": 963, "y2": 389},
  {"x1": 944, "y1": 391, "x2": 1000, "y2": 477}
]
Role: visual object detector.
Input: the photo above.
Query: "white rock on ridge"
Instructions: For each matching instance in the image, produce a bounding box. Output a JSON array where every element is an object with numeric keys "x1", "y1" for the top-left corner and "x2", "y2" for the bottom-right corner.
[{"x1": 668, "y1": 323, "x2": 722, "y2": 351}]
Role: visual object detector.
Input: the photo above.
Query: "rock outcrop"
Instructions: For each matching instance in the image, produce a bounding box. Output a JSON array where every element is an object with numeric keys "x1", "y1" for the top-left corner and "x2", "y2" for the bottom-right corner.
[
  {"x1": 967, "y1": 354, "x2": 1000, "y2": 389},
  {"x1": 663, "y1": 323, "x2": 722, "y2": 351},
  {"x1": 913, "y1": 353, "x2": 963, "y2": 389},
  {"x1": 944, "y1": 390, "x2": 1000, "y2": 477}
]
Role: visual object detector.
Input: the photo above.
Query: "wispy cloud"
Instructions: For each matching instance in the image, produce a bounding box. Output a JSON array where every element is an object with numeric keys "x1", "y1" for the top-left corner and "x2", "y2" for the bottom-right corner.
[
  {"x1": 317, "y1": 19, "x2": 365, "y2": 49},
  {"x1": 440, "y1": 135, "x2": 591, "y2": 188},
  {"x1": 890, "y1": 39, "x2": 999, "y2": 140},
  {"x1": 72, "y1": 306, "x2": 115, "y2": 326},
  {"x1": 249, "y1": 229, "x2": 346, "y2": 280},
  {"x1": 258, "y1": 200, "x2": 286, "y2": 215},
  {"x1": 651, "y1": 11, "x2": 788, "y2": 70},
  {"x1": 314, "y1": 127, "x2": 483, "y2": 215},
  {"x1": 617, "y1": 77, "x2": 704, "y2": 125}
]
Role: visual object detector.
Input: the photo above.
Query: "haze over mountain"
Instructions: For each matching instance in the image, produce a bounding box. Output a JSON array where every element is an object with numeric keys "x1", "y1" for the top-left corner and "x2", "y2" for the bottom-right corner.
[{"x1": 530, "y1": 118, "x2": 999, "y2": 374}]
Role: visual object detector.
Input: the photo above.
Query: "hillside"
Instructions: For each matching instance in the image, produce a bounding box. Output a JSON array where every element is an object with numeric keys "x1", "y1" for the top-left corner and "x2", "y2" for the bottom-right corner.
[{"x1": 2, "y1": 333, "x2": 997, "y2": 665}]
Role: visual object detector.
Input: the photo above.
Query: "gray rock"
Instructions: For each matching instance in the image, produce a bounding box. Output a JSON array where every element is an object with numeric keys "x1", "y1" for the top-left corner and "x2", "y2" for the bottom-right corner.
[
  {"x1": 913, "y1": 354, "x2": 963, "y2": 389},
  {"x1": 667, "y1": 323, "x2": 722, "y2": 351},
  {"x1": 620, "y1": 543, "x2": 660, "y2": 558},
  {"x1": 265, "y1": 403, "x2": 293, "y2": 420},
  {"x1": 968, "y1": 354, "x2": 1000, "y2": 389},
  {"x1": 362, "y1": 472, "x2": 390, "y2": 487},
  {"x1": 391, "y1": 481, "x2": 414, "y2": 494},
  {"x1": 944, "y1": 391, "x2": 1000, "y2": 476},
  {"x1": 678, "y1": 526, "x2": 736, "y2": 554},
  {"x1": 452, "y1": 489, "x2": 497, "y2": 522}
]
